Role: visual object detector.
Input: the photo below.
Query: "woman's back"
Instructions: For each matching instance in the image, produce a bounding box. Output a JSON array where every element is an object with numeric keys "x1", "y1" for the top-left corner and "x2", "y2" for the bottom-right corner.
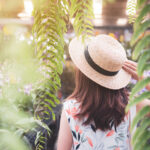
[
  {"x1": 57, "y1": 35, "x2": 133, "y2": 150},
  {"x1": 64, "y1": 99, "x2": 130, "y2": 150}
]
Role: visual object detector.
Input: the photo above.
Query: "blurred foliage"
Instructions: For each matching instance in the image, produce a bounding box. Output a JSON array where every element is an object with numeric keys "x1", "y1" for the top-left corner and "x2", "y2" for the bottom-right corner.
[
  {"x1": 126, "y1": 0, "x2": 137, "y2": 24},
  {"x1": 126, "y1": 0, "x2": 150, "y2": 149},
  {"x1": 0, "y1": 32, "x2": 50, "y2": 150}
]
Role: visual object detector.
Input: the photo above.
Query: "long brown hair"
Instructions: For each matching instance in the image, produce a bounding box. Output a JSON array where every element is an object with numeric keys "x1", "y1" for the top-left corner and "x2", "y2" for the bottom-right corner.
[{"x1": 68, "y1": 69, "x2": 129, "y2": 131}]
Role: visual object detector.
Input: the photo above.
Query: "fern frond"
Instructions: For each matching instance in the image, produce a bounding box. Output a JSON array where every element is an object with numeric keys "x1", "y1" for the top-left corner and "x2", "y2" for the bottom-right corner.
[
  {"x1": 32, "y1": 0, "x2": 94, "y2": 149},
  {"x1": 33, "y1": 0, "x2": 67, "y2": 121},
  {"x1": 70, "y1": 0, "x2": 94, "y2": 40},
  {"x1": 126, "y1": 0, "x2": 137, "y2": 24},
  {"x1": 32, "y1": 0, "x2": 68, "y2": 149}
]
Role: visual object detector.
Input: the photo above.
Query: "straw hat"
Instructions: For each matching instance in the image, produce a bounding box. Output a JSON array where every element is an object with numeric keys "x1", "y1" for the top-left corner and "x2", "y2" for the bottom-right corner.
[{"x1": 69, "y1": 34, "x2": 131, "y2": 90}]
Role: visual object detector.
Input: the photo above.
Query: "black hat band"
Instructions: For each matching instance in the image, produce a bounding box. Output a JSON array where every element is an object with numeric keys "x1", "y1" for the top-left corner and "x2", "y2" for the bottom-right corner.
[{"x1": 84, "y1": 47, "x2": 119, "y2": 76}]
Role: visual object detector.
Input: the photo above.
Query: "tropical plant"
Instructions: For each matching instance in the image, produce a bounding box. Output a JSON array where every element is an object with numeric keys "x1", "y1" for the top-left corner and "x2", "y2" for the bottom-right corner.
[
  {"x1": 32, "y1": 0, "x2": 93, "y2": 149},
  {"x1": 0, "y1": 35, "x2": 51, "y2": 150},
  {"x1": 126, "y1": 0, "x2": 137, "y2": 23},
  {"x1": 70, "y1": 0, "x2": 94, "y2": 39},
  {"x1": 126, "y1": 0, "x2": 150, "y2": 149}
]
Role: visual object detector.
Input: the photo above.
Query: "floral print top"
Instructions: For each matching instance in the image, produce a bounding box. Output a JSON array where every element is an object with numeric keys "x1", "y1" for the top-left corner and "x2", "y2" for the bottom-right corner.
[{"x1": 63, "y1": 99, "x2": 131, "y2": 150}]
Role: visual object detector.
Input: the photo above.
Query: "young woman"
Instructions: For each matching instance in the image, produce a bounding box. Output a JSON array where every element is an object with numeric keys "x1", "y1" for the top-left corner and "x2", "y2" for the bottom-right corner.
[{"x1": 57, "y1": 35, "x2": 150, "y2": 150}]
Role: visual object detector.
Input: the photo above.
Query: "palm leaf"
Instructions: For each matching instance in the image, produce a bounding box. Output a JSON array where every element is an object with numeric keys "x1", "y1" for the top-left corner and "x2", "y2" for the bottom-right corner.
[
  {"x1": 133, "y1": 130, "x2": 150, "y2": 150},
  {"x1": 137, "y1": 49, "x2": 150, "y2": 76},
  {"x1": 132, "y1": 35, "x2": 150, "y2": 60},
  {"x1": 142, "y1": 63, "x2": 150, "y2": 72},
  {"x1": 132, "y1": 117, "x2": 150, "y2": 144},
  {"x1": 128, "y1": 0, "x2": 150, "y2": 149},
  {"x1": 129, "y1": 77, "x2": 150, "y2": 100},
  {"x1": 134, "y1": 4, "x2": 150, "y2": 29},
  {"x1": 131, "y1": 106, "x2": 150, "y2": 131},
  {"x1": 131, "y1": 20, "x2": 150, "y2": 45},
  {"x1": 127, "y1": 91, "x2": 150, "y2": 109}
]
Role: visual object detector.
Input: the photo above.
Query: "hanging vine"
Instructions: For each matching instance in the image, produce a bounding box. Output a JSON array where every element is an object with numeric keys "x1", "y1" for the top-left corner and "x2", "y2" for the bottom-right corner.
[
  {"x1": 70, "y1": 0, "x2": 94, "y2": 40},
  {"x1": 32, "y1": 0, "x2": 94, "y2": 149},
  {"x1": 32, "y1": 0, "x2": 68, "y2": 149},
  {"x1": 32, "y1": 0, "x2": 68, "y2": 120},
  {"x1": 126, "y1": 0, "x2": 137, "y2": 24}
]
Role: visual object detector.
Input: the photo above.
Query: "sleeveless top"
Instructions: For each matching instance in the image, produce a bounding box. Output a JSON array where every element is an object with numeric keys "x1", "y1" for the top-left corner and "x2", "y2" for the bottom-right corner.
[{"x1": 63, "y1": 99, "x2": 131, "y2": 150}]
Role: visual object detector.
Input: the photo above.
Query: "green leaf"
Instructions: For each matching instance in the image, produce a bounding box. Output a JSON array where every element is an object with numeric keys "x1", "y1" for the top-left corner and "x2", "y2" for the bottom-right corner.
[
  {"x1": 43, "y1": 105, "x2": 53, "y2": 115},
  {"x1": 46, "y1": 91, "x2": 60, "y2": 104},
  {"x1": 131, "y1": 106, "x2": 150, "y2": 131},
  {"x1": 34, "y1": 119, "x2": 50, "y2": 132},
  {"x1": 132, "y1": 117, "x2": 150, "y2": 144},
  {"x1": 129, "y1": 1, "x2": 150, "y2": 149},
  {"x1": 127, "y1": 91, "x2": 150, "y2": 110},
  {"x1": 43, "y1": 110, "x2": 50, "y2": 116},
  {"x1": 137, "y1": 49, "x2": 150, "y2": 76},
  {"x1": 134, "y1": 4, "x2": 150, "y2": 29},
  {"x1": 130, "y1": 77, "x2": 150, "y2": 99},
  {"x1": 133, "y1": 130, "x2": 150, "y2": 150},
  {"x1": 142, "y1": 63, "x2": 150, "y2": 73},
  {"x1": 132, "y1": 35, "x2": 150, "y2": 60},
  {"x1": 141, "y1": 144, "x2": 150, "y2": 150},
  {"x1": 71, "y1": 0, "x2": 93, "y2": 36},
  {"x1": 52, "y1": 111, "x2": 56, "y2": 120},
  {"x1": 137, "y1": 0, "x2": 148, "y2": 9},
  {"x1": 131, "y1": 20, "x2": 150, "y2": 45},
  {"x1": 44, "y1": 98, "x2": 56, "y2": 107}
]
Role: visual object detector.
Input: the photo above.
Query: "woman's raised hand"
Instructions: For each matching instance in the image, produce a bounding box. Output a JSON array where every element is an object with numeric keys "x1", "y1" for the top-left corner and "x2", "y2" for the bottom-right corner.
[
  {"x1": 123, "y1": 60, "x2": 150, "y2": 91},
  {"x1": 122, "y1": 60, "x2": 139, "y2": 81}
]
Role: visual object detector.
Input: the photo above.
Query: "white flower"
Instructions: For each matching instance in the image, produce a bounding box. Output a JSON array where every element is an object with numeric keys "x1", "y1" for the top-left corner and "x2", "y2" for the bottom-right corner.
[{"x1": 24, "y1": 84, "x2": 32, "y2": 95}]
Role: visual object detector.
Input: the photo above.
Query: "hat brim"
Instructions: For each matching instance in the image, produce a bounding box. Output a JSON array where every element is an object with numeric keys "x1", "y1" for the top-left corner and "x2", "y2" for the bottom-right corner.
[{"x1": 69, "y1": 37, "x2": 131, "y2": 90}]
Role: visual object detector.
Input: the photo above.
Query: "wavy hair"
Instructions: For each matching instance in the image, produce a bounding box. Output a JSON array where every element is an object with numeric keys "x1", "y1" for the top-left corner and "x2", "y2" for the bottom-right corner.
[{"x1": 68, "y1": 69, "x2": 129, "y2": 131}]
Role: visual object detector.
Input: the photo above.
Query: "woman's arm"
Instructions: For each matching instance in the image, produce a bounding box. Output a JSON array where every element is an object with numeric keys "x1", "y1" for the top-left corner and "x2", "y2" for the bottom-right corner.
[{"x1": 57, "y1": 109, "x2": 73, "y2": 150}]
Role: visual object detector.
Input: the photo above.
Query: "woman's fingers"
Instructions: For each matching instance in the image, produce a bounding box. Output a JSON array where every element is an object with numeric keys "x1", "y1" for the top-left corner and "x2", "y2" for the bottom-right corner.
[
  {"x1": 123, "y1": 62, "x2": 137, "y2": 71},
  {"x1": 125, "y1": 60, "x2": 137, "y2": 67},
  {"x1": 123, "y1": 60, "x2": 150, "y2": 90},
  {"x1": 122, "y1": 65, "x2": 139, "y2": 80}
]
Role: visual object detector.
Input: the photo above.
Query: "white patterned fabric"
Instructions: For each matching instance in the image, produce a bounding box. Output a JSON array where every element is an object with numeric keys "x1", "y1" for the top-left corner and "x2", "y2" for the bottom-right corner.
[{"x1": 63, "y1": 99, "x2": 131, "y2": 150}]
